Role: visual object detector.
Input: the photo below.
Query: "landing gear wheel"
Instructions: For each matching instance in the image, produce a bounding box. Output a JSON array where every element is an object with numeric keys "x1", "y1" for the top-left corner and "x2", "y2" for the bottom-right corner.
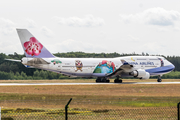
[
  {"x1": 103, "y1": 78, "x2": 110, "y2": 83},
  {"x1": 157, "y1": 75, "x2": 162, "y2": 82},
  {"x1": 157, "y1": 79, "x2": 162, "y2": 82},
  {"x1": 96, "y1": 77, "x2": 109, "y2": 83},
  {"x1": 96, "y1": 78, "x2": 101, "y2": 83},
  {"x1": 106, "y1": 80, "x2": 110, "y2": 83},
  {"x1": 114, "y1": 79, "x2": 122, "y2": 83},
  {"x1": 96, "y1": 79, "x2": 100, "y2": 83}
]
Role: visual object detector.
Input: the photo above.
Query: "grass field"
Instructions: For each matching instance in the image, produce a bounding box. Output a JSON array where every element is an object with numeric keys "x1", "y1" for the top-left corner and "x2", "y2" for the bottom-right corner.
[
  {"x1": 1, "y1": 107, "x2": 177, "y2": 120},
  {"x1": 0, "y1": 79, "x2": 180, "y2": 109},
  {"x1": 0, "y1": 79, "x2": 179, "y2": 119}
]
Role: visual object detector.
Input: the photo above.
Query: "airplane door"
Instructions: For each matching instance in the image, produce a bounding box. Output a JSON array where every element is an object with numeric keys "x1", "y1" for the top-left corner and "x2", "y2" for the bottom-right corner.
[
  {"x1": 57, "y1": 64, "x2": 61, "y2": 70},
  {"x1": 49, "y1": 63, "x2": 57, "y2": 70},
  {"x1": 158, "y1": 58, "x2": 164, "y2": 67}
]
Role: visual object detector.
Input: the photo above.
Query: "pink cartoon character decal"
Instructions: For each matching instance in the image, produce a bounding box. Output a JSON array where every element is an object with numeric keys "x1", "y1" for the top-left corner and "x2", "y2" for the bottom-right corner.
[{"x1": 24, "y1": 37, "x2": 43, "y2": 56}]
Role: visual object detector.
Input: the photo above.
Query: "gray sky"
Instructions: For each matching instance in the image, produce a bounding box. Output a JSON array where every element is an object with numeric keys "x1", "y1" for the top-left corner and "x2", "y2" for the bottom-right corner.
[{"x1": 0, "y1": 0, "x2": 180, "y2": 56}]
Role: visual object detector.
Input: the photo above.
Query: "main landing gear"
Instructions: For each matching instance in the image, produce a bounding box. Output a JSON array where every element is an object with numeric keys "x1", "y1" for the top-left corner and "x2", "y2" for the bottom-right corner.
[
  {"x1": 114, "y1": 76, "x2": 122, "y2": 83},
  {"x1": 96, "y1": 77, "x2": 110, "y2": 83},
  {"x1": 157, "y1": 75, "x2": 162, "y2": 82},
  {"x1": 95, "y1": 76, "x2": 123, "y2": 83}
]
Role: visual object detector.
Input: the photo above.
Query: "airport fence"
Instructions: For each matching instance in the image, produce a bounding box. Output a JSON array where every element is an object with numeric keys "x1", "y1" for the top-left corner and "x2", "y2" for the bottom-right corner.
[
  {"x1": 0, "y1": 107, "x2": 178, "y2": 120},
  {"x1": 0, "y1": 98, "x2": 180, "y2": 120}
]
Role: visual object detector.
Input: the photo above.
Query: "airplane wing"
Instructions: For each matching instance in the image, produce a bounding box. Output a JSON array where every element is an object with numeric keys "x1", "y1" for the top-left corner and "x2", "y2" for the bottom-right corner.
[
  {"x1": 106, "y1": 60, "x2": 133, "y2": 77},
  {"x1": 107, "y1": 59, "x2": 151, "y2": 80}
]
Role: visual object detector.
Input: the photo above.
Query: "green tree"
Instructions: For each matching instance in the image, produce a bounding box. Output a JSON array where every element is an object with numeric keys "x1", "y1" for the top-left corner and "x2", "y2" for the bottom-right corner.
[{"x1": 21, "y1": 71, "x2": 27, "y2": 79}]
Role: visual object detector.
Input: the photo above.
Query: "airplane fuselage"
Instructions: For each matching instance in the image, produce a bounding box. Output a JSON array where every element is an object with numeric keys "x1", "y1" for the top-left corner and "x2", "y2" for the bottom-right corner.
[
  {"x1": 22, "y1": 56, "x2": 175, "y2": 79},
  {"x1": 10, "y1": 29, "x2": 174, "y2": 83}
]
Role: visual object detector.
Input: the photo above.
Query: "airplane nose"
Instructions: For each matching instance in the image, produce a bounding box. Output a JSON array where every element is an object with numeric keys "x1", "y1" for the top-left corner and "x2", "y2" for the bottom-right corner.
[{"x1": 171, "y1": 63, "x2": 175, "y2": 70}]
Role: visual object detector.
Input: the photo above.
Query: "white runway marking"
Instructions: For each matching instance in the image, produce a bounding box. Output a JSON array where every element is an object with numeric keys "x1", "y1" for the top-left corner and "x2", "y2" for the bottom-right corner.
[{"x1": 0, "y1": 82, "x2": 180, "y2": 86}]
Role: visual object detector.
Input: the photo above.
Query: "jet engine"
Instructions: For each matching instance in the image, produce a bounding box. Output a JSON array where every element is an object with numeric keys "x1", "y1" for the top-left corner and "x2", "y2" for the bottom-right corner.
[
  {"x1": 21, "y1": 57, "x2": 28, "y2": 65},
  {"x1": 140, "y1": 72, "x2": 150, "y2": 80},
  {"x1": 129, "y1": 69, "x2": 150, "y2": 80}
]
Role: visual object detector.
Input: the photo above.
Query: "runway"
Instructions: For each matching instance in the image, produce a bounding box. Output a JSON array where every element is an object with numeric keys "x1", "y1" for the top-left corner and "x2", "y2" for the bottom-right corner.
[{"x1": 0, "y1": 82, "x2": 180, "y2": 86}]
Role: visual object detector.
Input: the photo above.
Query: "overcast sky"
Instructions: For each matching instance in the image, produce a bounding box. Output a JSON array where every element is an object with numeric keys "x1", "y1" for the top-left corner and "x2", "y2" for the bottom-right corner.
[{"x1": 0, "y1": 0, "x2": 180, "y2": 56}]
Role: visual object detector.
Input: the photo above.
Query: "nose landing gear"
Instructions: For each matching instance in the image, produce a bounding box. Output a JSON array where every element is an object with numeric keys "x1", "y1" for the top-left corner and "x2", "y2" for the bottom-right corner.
[{"x1": 157, "y1": 75, "x2": 162, "y2": 82}]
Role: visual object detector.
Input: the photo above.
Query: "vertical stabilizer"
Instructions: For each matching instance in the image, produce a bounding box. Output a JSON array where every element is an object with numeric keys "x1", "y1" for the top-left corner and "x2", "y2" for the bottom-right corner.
[{"x1": 16, "y1": 29, "x2": 55, "y2": 58}]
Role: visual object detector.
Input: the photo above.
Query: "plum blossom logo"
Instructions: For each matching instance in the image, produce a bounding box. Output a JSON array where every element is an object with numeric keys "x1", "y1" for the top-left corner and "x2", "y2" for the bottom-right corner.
[{"x1": 24, "y1": 37, "x2": 43, "y2": 56}]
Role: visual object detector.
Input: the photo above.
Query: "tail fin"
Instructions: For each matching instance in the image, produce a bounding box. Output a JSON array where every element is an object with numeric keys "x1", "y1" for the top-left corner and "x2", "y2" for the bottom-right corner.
[{"x1": 16, "y1": 29, "x2": 55, "y2": 58}]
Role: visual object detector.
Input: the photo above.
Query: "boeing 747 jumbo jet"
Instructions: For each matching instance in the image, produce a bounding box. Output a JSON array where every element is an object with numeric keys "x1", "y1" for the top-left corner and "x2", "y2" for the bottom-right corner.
[{"x1": 6, "y1": 29, "x2": 175, "y2": 83}]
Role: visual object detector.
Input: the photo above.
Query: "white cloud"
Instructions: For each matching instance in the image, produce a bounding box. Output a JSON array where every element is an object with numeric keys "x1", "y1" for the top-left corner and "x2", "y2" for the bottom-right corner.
[
  {"x1": 99, "y1": 31, "x2": 107, "y2": 38},
  {"x1": 50, "y1": 39, "x2": 106, "y2": 53},
  {"x1": 53, "y1": 14, "x2": 105, "y2": 27},
  {"x1": 0, "y1": 42, "x2": 21, "y2": 54},
  {"x1": 119, "y1": 7, "x2": 180, "y2": 26},
  {"x1": 157, "y1": 27, "x2": 169, "y2": 32},
  {"x1": 0, "y1": 18, "x2": 16, "y2": 35},
  {"x1": 139, "y1": 42, "x2": 167, "y2": 55},
  {"x1": 128, "y1": 35, "x2": 141, "y2": 42},
  {"x1": 40, "y1": 26, "x2": 54, "y2": 37},
  {"x1": 174, "y1": 26, "x2": 180, "y2": 31},
  {"x1": 26, "y1": 18, "x2": 37, "y2": 28}
]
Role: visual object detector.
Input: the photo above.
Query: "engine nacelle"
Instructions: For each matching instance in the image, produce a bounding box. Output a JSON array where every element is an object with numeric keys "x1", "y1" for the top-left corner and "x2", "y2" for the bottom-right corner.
[
  {"x1": 140, "y1": 72, "x2": 150, "y2": 80},
  {"x1": 21, "y1": 57, "x2": 28, "y2": 65},
  {"x1": 129, "y1": 69, "x2": 150, "y2": 80}
]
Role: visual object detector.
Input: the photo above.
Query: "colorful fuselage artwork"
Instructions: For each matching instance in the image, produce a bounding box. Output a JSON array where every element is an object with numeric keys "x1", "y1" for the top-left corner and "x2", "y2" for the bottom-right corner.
[
  {"x1": 51, "y1": 59, "x2": 62, "y2": 65},
  {"x1": 93, "y1": 60, "x2": 116, "y2": 73},
  {"x1": 75, "y1": 60, "x2": 83, "y2": 72}
]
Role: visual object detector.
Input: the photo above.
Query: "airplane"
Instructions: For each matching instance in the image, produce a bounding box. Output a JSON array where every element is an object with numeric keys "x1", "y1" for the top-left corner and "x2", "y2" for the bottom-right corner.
[{"x1": 6, "y1": 29, "x2": 175, "y2": 83}]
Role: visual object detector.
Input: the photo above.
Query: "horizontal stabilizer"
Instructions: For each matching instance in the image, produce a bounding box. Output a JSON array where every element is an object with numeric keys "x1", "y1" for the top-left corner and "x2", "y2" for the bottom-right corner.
[
  {"x1": 27, "y1": 58, "x2": 50, "y2": 66},
  {"x1": 5, "y1": 59, "x2": 21, "y2": 62}
]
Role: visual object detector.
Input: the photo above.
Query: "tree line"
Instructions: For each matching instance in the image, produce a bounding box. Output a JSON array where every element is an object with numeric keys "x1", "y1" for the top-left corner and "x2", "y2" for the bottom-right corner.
[
  {"x1": 0, "y1": 70, "x2": 69, "y2": 80},
  {"x1": 0, "y1": 52, "x2": 180, "y2": 80}
]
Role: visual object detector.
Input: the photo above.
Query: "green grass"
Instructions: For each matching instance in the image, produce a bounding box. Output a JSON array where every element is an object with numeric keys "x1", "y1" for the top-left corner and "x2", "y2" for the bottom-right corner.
[
  {"x1": 0, "y1": 93, "x2": 178, "y2": 119},
  {"x1": 0, "y1": 93, "x2": 179, "y2": 108},
  {"x1": 116, "y1": 101, "x2": 176, "y2": 107},
  {"x1": 1, "y1": 107, "x2": 177, "y2": 120}
]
